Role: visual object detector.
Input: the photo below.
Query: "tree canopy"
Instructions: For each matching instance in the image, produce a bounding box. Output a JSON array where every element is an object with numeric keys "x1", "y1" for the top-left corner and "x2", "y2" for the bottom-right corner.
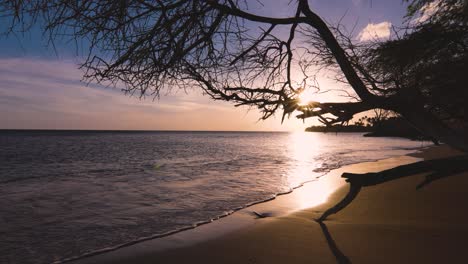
[
  {"x1": 358, "y1": 0, "x2": 468, "y2": 137},
  {"x1": 1, "y1": 0, "x2": 467, "y2": 151}
]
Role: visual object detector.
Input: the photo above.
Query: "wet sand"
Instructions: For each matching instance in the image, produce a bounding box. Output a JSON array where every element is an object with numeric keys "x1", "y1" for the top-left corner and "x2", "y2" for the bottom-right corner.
[{"x1": 76, "y1": 145, "x2": 468, "y2": 264}]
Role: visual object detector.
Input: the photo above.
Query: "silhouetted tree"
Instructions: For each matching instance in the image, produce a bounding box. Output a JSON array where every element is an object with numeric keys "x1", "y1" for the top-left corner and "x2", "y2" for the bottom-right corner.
[
  {"x1": 347, "y1": 0, "x2": 467, "y2": 145},
  {"x1": 1, "y1": 0, "x2": 466, "y2": 151}
]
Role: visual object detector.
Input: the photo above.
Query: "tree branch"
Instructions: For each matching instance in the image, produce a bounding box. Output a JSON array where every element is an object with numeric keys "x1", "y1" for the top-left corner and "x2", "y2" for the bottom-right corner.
[
  {"x1": 296, "y1": 101, "x2": 377, "y2": 125},
  {"x1": 207, "y1": 1, "x2": 307, "y2": 25},
  {"x1": 298, "y1": 0, "x2": 376, "y2": 102}
]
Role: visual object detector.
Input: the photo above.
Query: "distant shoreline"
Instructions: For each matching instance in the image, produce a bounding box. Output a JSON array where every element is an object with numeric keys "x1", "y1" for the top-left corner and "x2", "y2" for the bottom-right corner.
[
  {"x1": 305, "y1": 117, "x2": 428, "y2": 140},
  {"x1": 305, "y1": 126, "x2": 428, "y2": 141}
]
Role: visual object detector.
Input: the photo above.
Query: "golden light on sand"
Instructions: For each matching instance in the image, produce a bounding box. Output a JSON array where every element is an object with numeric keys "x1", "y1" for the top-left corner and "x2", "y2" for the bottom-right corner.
[{"x1": 294, "y1": 178, "x2": 336, "y2": 209}]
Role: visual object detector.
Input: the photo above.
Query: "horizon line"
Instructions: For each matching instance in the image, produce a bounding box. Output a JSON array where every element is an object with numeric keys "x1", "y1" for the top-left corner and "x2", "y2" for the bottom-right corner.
[{"x1": 0, "y1": 128, "x2": 295, "y2": 133}]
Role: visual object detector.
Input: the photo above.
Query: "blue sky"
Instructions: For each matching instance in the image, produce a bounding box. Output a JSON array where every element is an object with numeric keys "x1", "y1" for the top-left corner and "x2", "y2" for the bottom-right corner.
[{"x1": 0, "y1": 0, "x2": 409, "y2": 131}]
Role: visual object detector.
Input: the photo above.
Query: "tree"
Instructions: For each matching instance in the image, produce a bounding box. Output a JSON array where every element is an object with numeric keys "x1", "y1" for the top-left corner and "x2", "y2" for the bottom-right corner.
[
  {"x1": 348, "y1": 0, "x2": 468, "y2": 145},
  {"x1": 1, "y1": 0, "x2": 466, "y2": 151}
]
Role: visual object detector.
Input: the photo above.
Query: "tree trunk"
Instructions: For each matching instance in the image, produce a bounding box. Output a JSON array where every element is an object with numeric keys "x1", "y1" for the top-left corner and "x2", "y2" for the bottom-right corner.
[{"x1": 398, "y1": 106, "x2": 468, "y2": 153}]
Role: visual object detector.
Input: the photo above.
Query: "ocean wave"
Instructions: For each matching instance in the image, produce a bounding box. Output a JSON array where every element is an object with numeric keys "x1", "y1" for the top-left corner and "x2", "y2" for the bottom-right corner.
[{"x1": 0, "y1": 131, "x2": 428, "y2": 264}]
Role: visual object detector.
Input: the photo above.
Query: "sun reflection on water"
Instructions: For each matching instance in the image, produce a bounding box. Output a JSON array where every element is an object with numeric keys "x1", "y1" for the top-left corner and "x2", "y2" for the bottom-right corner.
[
  {"x1": 287, "y1": 132, "x2": 323, "y2": 182},
  {"x1": 286, "y1": 132, "x2": 345, "y2": 209}
]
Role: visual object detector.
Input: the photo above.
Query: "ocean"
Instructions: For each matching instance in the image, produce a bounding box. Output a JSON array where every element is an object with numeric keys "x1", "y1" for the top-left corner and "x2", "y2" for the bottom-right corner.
[{"x1": 0, "y1": 130, "x2": 428, "y2": 263}]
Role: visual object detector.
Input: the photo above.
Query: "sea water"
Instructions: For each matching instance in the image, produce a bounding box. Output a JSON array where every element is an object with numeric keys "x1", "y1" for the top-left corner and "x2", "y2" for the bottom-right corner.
[{"x1": 0, "y1": 130, "x2": 428, "y2": 263}]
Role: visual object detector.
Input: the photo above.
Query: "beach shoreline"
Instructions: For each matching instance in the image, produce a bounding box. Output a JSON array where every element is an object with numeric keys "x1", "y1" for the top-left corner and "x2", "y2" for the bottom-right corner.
[{"x1": 71, "y1": 145, "x2": 467, "y2": 264}]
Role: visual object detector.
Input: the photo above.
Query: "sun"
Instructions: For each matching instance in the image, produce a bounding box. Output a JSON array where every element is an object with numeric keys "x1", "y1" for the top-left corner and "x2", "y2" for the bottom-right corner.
[{"x1": 297, "y1": 89, "x2": 316, "y2": 106}]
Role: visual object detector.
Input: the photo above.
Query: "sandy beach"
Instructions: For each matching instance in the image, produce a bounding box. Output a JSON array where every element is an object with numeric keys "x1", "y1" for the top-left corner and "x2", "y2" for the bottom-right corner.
[
  {"x1": 76, "y1": 145, "x2": 468, "y2": 264},
  {"x1": 3, "y1": 1, "x2": 467, "y2": 263}
]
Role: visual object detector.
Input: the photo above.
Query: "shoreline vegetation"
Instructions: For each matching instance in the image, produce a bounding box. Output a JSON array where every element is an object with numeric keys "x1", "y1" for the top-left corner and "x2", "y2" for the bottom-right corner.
[
  {"x1": 305, "y1": 116, "x2": 430, "y2": 141},
  {"x1": 76, "y1": 145, "x2": 468, "y2": 264}
]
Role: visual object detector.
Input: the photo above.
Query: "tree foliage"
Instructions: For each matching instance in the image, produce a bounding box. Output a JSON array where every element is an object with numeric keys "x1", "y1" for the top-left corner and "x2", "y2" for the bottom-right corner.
[{"x1": 360, "y1": 0, "x2": 468, "y2": 132}]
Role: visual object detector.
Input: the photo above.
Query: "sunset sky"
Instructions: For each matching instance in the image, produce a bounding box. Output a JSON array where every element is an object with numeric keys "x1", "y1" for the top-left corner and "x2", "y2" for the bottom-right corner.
[{"x1": 0, "y1": 0, "x2": 410, "y2": 131}]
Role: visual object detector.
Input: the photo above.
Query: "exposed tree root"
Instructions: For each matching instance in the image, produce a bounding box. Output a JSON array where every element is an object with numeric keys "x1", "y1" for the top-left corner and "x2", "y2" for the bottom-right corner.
[{"x1": 317, "y1": 155, "x2": 468, "y2": 221}]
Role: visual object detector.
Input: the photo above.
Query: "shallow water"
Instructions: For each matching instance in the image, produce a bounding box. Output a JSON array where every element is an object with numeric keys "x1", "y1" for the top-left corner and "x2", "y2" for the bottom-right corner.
[{"x1": 0, "y1": 130, "x2": 428, "y2": 263}]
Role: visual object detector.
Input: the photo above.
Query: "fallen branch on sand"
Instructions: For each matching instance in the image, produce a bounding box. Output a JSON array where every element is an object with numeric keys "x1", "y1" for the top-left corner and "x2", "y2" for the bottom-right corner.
[{"x1": 317, "y1": 155, "x2": 468, "y2": 221}]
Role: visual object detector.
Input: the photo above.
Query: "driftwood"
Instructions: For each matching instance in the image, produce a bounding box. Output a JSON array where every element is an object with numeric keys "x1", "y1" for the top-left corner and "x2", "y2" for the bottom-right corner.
[{"x1": 317, "y1": 155, "x2": 468, "y2": 221}]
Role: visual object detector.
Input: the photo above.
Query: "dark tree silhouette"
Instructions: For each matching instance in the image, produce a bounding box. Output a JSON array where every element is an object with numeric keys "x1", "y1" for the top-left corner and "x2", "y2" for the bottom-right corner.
[
  {"x1": 1, "y1": 0, "x2": 466, "y2": 151},
  {"x1": 344, "y1": 0, "x2": 468, "y2": 147},
  {"x1": 317, "y1": 154, "x2": 468, "y2": 221}
]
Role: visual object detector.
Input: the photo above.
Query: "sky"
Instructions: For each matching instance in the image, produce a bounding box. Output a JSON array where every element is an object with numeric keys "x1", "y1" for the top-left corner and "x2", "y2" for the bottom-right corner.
[{"x1": 0, "y1": 0, "x2": 410, "y2": 131}]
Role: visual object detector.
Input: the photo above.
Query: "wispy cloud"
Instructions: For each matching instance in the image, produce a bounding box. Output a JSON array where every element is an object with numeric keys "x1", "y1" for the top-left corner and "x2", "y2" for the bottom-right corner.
[
  {"x1": 0, "y1": 58, "x2": 294, "y2": 131},
  {"x1": 357, "y1": 21, "x2": 392, "y2": 42}
]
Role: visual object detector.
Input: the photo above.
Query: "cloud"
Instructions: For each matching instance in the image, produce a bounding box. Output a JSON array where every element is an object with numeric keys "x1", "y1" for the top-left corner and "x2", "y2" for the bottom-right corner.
[
  {"x1": 358, "y1": 21, "x2": 392, "y2": 42},
  {"x1": 0, "y1": 57, "x2": 298, "y2": 131}
]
